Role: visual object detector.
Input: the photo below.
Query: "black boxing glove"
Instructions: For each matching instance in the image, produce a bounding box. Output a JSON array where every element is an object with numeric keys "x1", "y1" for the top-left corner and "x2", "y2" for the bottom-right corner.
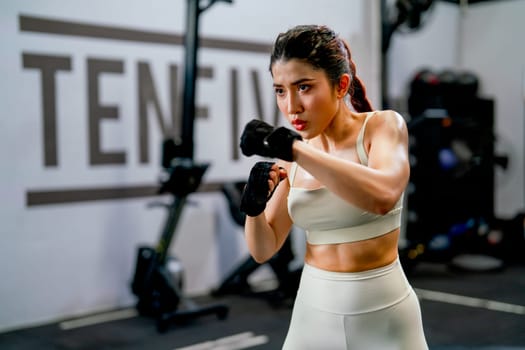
[
  {"x1": 240, "y1": 119, "x2": 302, "y2": 161},
  {"x1": 239, "y1": 119, "x2": 274, "y2": 158},
  {"x1": 240, "y1": 161, "x2": 279, "y2": 217},
  {"x1": 263, "y1": 126, "x2": 302, "y2": 161}
]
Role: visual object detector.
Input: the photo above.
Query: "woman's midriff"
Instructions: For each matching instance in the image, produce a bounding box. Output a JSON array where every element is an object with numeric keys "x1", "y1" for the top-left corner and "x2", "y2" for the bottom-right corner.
[{"x1": 304, "y1": 229, "x2": 400, "y2": 272}]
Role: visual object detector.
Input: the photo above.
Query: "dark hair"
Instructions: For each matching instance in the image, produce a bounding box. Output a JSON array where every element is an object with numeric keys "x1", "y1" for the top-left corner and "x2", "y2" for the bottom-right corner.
[{"x1": 269, "y1": 24, "x2": 373, "y2": 113}]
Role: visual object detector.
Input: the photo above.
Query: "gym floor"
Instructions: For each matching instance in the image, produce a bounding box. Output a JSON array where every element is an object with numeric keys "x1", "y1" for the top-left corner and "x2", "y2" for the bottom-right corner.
[{"x1": 1, "y1": 261, "x2": 524, "y2": 350}]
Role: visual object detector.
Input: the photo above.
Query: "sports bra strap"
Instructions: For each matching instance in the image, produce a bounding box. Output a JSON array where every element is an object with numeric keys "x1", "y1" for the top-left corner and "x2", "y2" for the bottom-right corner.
[
  {"x1": 288, "y1": 162, "x2": 299, "y2": 186},
  {"x1": 290, "y1": 112, "x2": 375, "y2": 185},
  {"x1": 356, "y1": 112, "x2": 375, "y2": 166}
]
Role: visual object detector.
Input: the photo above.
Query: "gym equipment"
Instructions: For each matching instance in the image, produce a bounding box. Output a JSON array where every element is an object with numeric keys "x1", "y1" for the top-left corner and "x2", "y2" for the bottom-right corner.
[
  {"x1": 476, "y1": 212, "x2": 525, "y2": 265},
  {"x1": 131, "y1": 144, "x2": 229, "y2": 333},
  {"x1": 130, "y1": 0, "x2": 231, "y2": 332},
  {"x1": 449, "y1": 254, "x2": 504, "y2": 272},
  {"x1": 381, "y1": 0, "x2": 434, "y2": 108},
  {"x1": 400, "y1": 68, "x2": 511, "y2": 272},
  {"x1": 212, "y1": 181, "x2": 301, "y2": 307},
  {"x1": 131, "y1": 150, "x2": 229, "y2": 331}
]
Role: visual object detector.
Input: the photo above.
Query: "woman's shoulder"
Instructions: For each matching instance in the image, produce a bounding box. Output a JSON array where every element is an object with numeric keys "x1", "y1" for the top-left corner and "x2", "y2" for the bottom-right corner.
[
  {"x1": 367, "y1": 109, "x2": 407, "y2": 130},
  {"x1": 362, "y1": 110, "x2": 408, "y2": 145},
  {"x1": 369, "y1": 109, "x2": 405, "y2": 121}
]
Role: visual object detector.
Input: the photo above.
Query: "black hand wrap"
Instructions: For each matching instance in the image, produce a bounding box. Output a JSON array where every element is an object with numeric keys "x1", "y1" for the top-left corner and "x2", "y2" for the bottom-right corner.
[
  {"x1": 240, "y1": 161, "x2": 277, "y2": 217},
  {"x1": 240, "y1": 119, "x2": 302, "y2": 161}
]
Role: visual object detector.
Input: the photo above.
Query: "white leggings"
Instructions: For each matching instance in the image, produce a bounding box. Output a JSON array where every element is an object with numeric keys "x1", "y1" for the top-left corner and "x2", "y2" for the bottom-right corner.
[{"x1": 282, "y1": 259, "x2": 428, "y2": 350}]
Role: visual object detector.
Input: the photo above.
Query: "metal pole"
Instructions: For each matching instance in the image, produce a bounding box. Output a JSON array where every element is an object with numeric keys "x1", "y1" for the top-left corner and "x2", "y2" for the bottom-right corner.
[
  {"x1": 380, "y1": 0, "x2": 389, "y2": 110},
  {"x1": 181, "y1": 0, "x2": 200, "y2": 159}
]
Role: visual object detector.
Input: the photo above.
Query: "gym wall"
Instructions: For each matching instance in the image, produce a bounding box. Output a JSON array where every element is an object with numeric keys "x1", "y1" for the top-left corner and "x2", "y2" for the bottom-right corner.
[{"x1": 0, "y1": 0, "x2": 380, "y2": 332}]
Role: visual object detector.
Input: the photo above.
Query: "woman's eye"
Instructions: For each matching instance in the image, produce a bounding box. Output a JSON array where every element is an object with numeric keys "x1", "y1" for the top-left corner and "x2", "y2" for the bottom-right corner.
[
  {"x1": 298, "y1": 84, "x2": 309, "y2": 92},
  {"x1": 274, "y1": 88, "x2": 284, "y2": 96}
]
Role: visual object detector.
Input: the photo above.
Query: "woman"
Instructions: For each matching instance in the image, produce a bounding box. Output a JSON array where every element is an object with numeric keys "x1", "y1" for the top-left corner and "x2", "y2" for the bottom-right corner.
[{"x1": 239, "y1": 24, "x2": 428, "y2": 349}]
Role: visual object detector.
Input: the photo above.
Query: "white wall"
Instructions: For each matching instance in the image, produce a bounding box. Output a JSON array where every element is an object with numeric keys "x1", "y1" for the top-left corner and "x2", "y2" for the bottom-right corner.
[
  {"x1": 0, "y1": 0, "x2": 379, "y2": 332},
  {"x1": 388, "y1": 0, "x2": 525, "y2": 218},
  {"x1": 388, "y1": 2, "x2": 460, "y2": 99},
  {"x1": 458, "y1": 0, "x2": 525, "y2": 218}
]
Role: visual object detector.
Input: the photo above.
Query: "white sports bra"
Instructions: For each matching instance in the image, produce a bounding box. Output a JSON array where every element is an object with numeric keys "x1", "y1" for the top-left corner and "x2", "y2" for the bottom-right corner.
[{"x1": 287, "y1": 112, "x2": 403, "y2": 245}]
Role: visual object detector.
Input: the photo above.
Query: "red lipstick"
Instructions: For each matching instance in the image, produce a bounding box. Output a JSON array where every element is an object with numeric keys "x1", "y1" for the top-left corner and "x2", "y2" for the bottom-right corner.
[{"x1": 291, "y1": 118, "x2": 307, "y2": 131}]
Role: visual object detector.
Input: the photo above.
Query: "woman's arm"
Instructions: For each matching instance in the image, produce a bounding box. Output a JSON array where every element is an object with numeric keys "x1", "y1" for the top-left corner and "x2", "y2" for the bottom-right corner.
[
  {"x1": 294, "y1": 110, "x2": 410, "y2": 214},
  {"x1": 244, "y1": 163, "x2": 294, "y2": 263}
]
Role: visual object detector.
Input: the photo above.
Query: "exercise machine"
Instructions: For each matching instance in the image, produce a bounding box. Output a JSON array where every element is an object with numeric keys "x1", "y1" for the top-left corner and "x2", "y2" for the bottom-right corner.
[
  {"x1": 212, "y1": 181, "x2": 301, "y2": 307},
  {"x1": 130, "y1": 0, "x2": 232, "y2": 332},
  {"x1": 131, "y1": 145, "x2": 229, "y2": 332}
]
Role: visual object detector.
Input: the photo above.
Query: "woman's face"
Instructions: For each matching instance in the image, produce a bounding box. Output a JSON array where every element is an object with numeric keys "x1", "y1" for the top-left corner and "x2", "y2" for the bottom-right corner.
[{"x1": 271, "y1": 58, "x2": 341, "y2": 139}]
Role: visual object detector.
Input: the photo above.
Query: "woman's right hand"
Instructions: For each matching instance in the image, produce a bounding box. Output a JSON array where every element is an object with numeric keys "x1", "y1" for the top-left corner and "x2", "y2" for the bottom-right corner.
[
  {"x1": 268, "y1": 163, "x2": 287, "y2": 197},
  {"x1": 242, "y1": 161, "x2": 292, "y2": 263},
  {"x1": 240, "y1": 162, "x2": 286, "y2": 217}
]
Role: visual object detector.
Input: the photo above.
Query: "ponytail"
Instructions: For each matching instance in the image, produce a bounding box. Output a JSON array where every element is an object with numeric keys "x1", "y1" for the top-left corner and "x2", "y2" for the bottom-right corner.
[
  {"x1": 350, "y1": 75, "x2": 373, "y2": 113},
  {"x1": 342, "y1": 40, "x2": 373, "y2": 113}
]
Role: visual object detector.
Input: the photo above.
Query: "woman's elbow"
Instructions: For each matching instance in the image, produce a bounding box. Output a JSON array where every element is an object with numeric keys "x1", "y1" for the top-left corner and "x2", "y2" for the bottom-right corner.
[
  {"x1": 251, "y1": 252, "x2": 272, "y2": 264},
  {"x1": 373, "y1": 191, "x2": 401, "y2": 215}
]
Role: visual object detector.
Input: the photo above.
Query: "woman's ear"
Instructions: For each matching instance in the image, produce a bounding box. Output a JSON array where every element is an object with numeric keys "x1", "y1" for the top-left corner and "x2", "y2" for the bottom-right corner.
[{"x1": 337, "y1": 74, "x2": 351, "y2": 98}]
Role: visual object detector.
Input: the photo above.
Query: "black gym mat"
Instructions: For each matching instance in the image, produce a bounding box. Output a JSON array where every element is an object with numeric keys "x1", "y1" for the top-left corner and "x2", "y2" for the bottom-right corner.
[{"x1": 1, "y1": 263, "x2": 524, "y2": 350}]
